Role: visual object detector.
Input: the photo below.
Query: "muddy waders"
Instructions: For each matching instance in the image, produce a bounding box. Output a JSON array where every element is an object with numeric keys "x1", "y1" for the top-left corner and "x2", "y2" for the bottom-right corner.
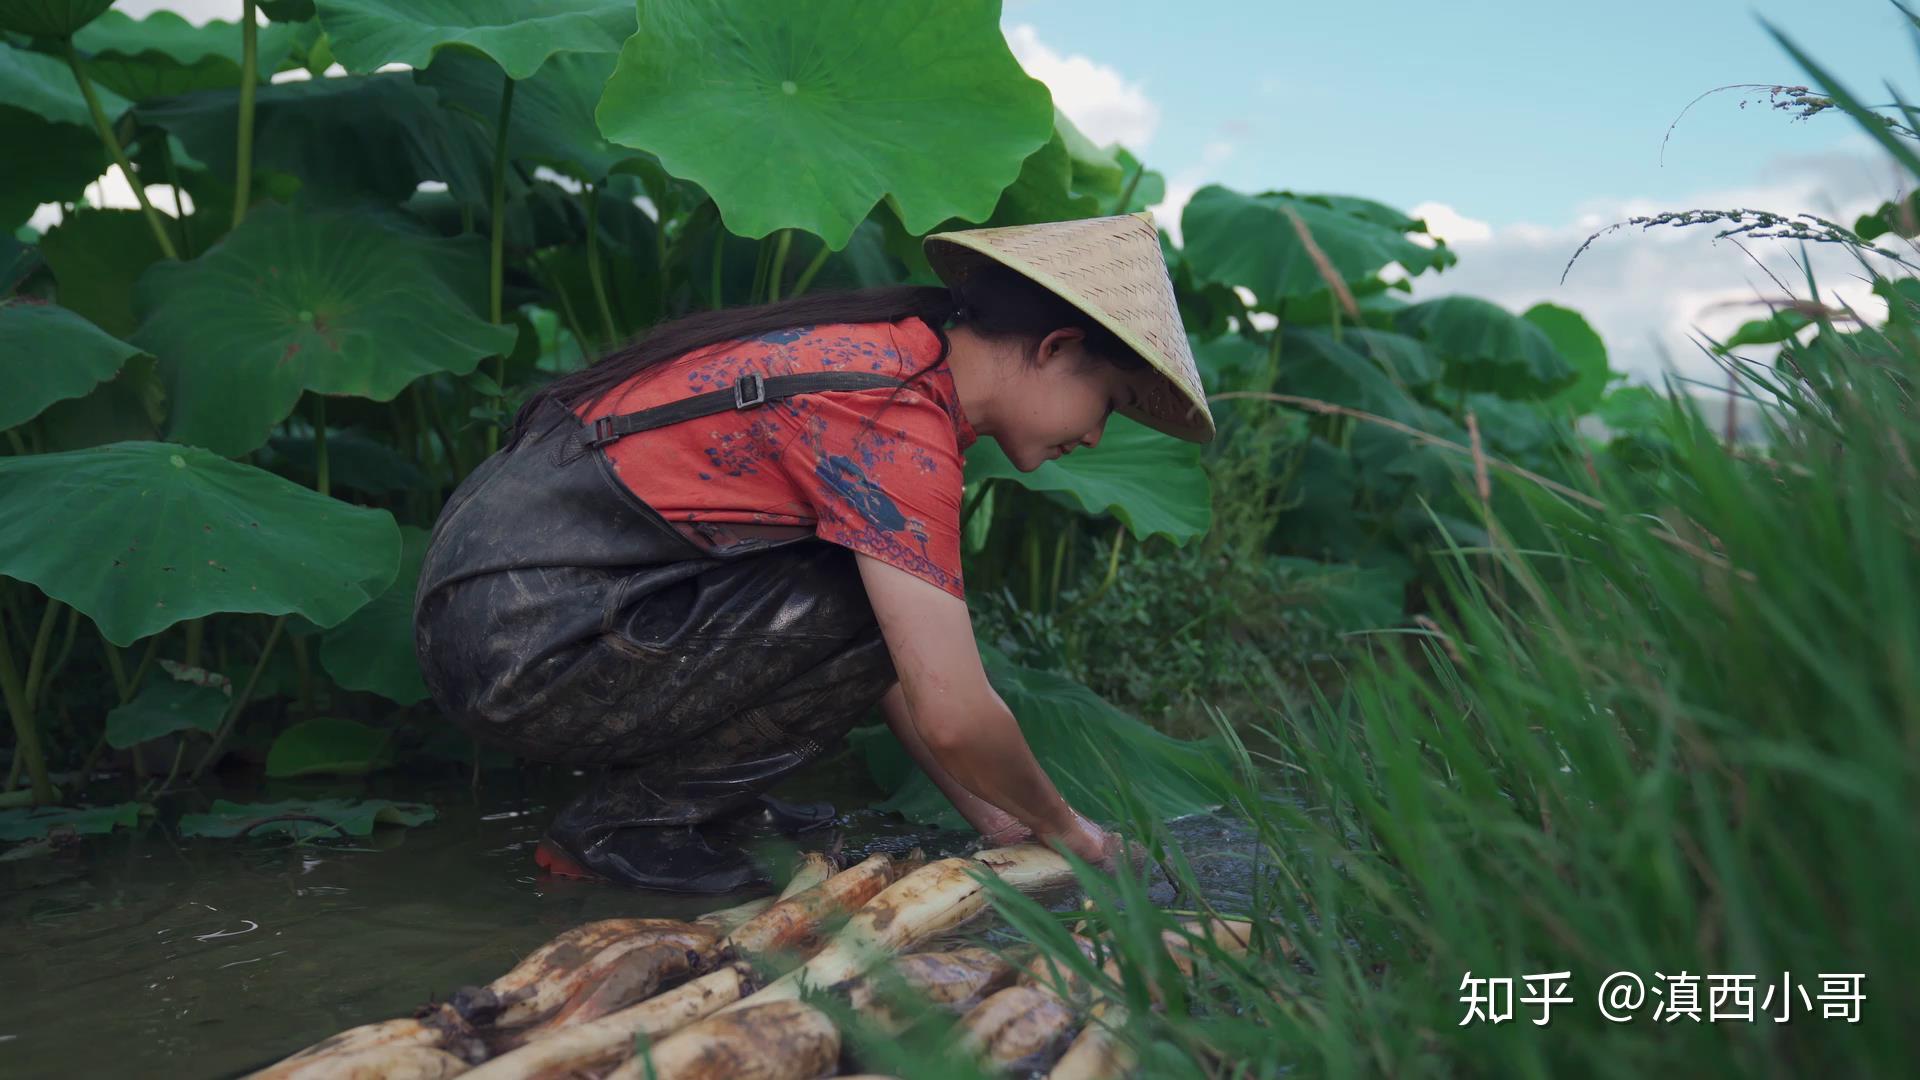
[{"x1": 414, "y1": 372, "x2": 909, "y2": 893}]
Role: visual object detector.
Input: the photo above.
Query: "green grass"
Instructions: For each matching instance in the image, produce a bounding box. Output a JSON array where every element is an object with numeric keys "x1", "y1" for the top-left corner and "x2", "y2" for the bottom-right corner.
[{"x1": 950, "y1": 257, "x2": 1920, "y2": 1076}]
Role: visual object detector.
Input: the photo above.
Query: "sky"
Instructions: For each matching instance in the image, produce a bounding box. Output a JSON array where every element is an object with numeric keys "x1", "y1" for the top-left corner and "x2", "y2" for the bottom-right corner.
[{"x1": 96, "y1": 1, "x2": 1920, "y2": 385}]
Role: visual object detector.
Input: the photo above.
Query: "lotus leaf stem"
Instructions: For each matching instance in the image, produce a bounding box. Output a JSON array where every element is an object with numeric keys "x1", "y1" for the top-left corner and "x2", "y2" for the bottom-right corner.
[
  {"x1": 1113, "y1": 162, "x2": 1144, "y2": 215},
  {"x1": 1060, "y1": 525, "x2": 1126, "y2": 620},
  {"x1": 767, "y1": 229, "x2": 793, "y2": 302},
  {"x1": 710, "y1": 228, "x2": 725, "y2": 310},
  {"x1": 232, "y1": 1, "x2": 258, "y2": 226},
  {"x1": 789, "y1": 243, "x2": 831, "y2": 298},
  {"x1": 584, "y1": 183, "x2": 618, "y2": 347},
  {"x1": 485, "y1": 74, "x2": 517, "y2": 455},
  {"x1": 61, "y1": 41, "x2": 177, "y2": 260},
  {"x1": 312, "y1": 396, "x2": 329, "y2": 497},
  {"x1": 191, "y1": 615, "x2": 286, "y2": 783},
  {"x1": 22, "y1": 598, "x2": 64, "y2": 716},
  {"x1": 0, "y1": 606, "x2": 54, "y2": 805}
]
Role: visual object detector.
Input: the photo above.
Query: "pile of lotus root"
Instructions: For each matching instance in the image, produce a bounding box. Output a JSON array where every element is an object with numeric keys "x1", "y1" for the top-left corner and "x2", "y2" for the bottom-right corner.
[{"x1": 249, "y1": 843, "x2": 1252, "y2": 1079}]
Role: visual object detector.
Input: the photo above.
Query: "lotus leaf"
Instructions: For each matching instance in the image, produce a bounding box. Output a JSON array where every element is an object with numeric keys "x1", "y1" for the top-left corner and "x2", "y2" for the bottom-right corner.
[
  {"x1": 1394, "y1": 295, "x2": 1575, "y2": 400},
  {"x1": 964, "y1": 413, "x2": 1211, "y2": 544},
  {"x1": 0, "y1": 441, "x2": 401, "y2": 646},
  {"x1": 37, "y1": 356, "x2": 167, "y2": 450},
  {"x1": 1717, "y1": 309, "x2": 1813, "y2": 351},
  {"x1": 265, "y1": 717, "x2": 394, "y2": 777},
  {"x1": 132, "y1": 203, "x2": 515, "y2": 456},
  {"x1": 0, "y1": 802, "x2": 143, "y2": 843},
  {"x1": 0, "y1": 0, "x2": 115, "y2": 39},
  {"x1": 105, "y1": 678, "x2": 229, "y2": 748},
  {"x1": 421, "y1": 48, "x2": 647, "y2": 184},
  {"x1": 266, "y1": 429, "x2": 427, "y2": 495},
  {"x1": 1112, "y1": 146, "x2": 1165, "y2": 214},
  {"x1": 596, "y1": 0, "x2": 1053, "y2": 248},
  {"x1": 315, "y1": 0, "x2": 635, "y2": 80},
  {"x1": 138, "y1": 73, "x2": 495, "y2": 209},
  {"x1": 1181, "y1": 185, "x2": 1456, "y2": 307},
  {"x1": 1280, "y1": 328, "x2": 1436, "y2": 425},
  {"x1": 0, "y1": 37, "x2": 129, "y2": 127},
  {"x1": 1053, "y1": 109, "x2": 1124, "y2": 200},
  {"x1": 0, "y1": 106, "x2": 102, "y2": 229},
  {"x1": 72, "y1": 10, "x2": 304, "y2": 100},
  {"x1": 178, "y1": 797, "x2": 433, "y2": 840},
  {"x1": 0, "y1": 300, "x2": 142, "y2": 431},
  {"x1": 1191, "y1": 333, "x2": 1269, "y2": 395},
  {"x1": 39, "y1": 208, "x2": 166, "y2": 336},
  {"x1": 1525, "y1": 302, "x2": 1614, "y2": 415},
  {"x1": 870, "y1": 646, "x2": 1230, "y2": 829},
  {"x1": 319, "y1": 526, "x2": 428, "y2": 705}
]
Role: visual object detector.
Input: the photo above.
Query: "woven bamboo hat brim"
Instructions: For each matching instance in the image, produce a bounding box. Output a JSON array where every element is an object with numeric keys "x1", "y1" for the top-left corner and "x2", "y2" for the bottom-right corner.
[{"x1": 923, "y1": 212, "x2": 1216, "y2": 444}]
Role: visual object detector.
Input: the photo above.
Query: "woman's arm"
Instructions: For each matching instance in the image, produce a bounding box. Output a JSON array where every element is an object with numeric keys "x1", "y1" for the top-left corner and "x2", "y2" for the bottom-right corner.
[
  {"x1": 878, "y1": 683, "x2": 1029, "y2": 844},
  {"x1": 853, "y1": 553, "x2": 1107, "y2": 862}
]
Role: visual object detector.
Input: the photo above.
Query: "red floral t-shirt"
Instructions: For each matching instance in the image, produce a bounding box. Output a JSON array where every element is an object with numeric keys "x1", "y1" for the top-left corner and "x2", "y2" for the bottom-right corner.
[{"x1": 577, "y1": 317, "x2": 978, "y2": 599}]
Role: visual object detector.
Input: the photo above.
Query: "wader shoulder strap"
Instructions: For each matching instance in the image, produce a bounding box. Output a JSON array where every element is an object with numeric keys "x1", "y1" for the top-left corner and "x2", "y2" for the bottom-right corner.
[{"x1": 553, "y1": 371, "x2": 908, "y2": 466}]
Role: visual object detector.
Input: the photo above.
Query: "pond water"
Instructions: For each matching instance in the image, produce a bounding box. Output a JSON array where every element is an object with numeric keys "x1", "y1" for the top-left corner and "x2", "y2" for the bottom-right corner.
[{"x1": 0, "y1": 753, "x2": 1257, "y2": 1079}]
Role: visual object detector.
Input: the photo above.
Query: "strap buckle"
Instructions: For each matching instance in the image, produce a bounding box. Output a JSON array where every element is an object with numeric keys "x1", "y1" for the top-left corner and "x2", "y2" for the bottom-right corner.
[
  {"x1": 733, "y1": 373, "x2": 767, "y2": 409},
  {"x1": 586, "y1": 415, "x2": 618, "y2": 448}
]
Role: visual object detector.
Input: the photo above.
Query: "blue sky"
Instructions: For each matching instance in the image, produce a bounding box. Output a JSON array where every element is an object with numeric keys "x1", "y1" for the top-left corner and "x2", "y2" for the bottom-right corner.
[{"x1": 1005, "y1": 0, "x2": 1912, "y2": 227}]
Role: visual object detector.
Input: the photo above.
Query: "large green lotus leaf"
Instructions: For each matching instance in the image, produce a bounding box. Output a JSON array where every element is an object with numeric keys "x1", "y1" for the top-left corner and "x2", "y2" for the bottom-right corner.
[
  {"x1": 1279, "y1": 327, "x2": 1442, "y2": 426},
  {"x1": 1052, "y1": 109, "x2": 1123, "y2": 199},
  {"x1": 1524, "y1": 302, "x2": 1616, "y2": 416},
  {"x1": 0, "y1": 802, "x2": 143, "y2": 843},
  {"x1": 265, "y1": 717, "x2": 394, "y2": 776},
  {"x1": 266, "y1": 429, "x2": 427, "y2": 495},
  {"x1": 1111, "y1": 147, "x2": 1164, "y2": 215},
  {"x1": 138, "y1": 73, "x2": 495, "y2": 208},
  {"x1": 1181, "y1": 185, "x2": 1456, "y2": 306},
  {"x1": 132, "y1": 204, "x2": 515, "y2": 457},
  {"x1": 871, "y1": 646, "x2": 1231, "y2": 829},
  {"x1": 964, "y1": 414, "x2": 1211, "y2": 543},
  {"x1": 38, "y1": 355, "x2": 167, "y2": 450},
  {"x1": 0, "y1": 106, "x2": 103, "y2": 229},
  {"x1": 1191, "y1": 333, "x2": 1268, "y2": 395},
  {"x1": 0, "y1": 0, "x2": 115, "y2": 39},
  {"x1": 994, "y1": 132, "x2": 1101, "y2": 224},
  {"x1": 597, "y1": 0, "x2": 1054, "y2": 249},
  {"x1": 73, "y1": 9, "x2": 302, "y2": 100},
  {"x1": 0, "y1": 37, "x2": 129, "y2": 127},
  {"x1": 0, "y1": 300, "x2": 143, "y2": 430},
  {"x1": 105, "y1": 678, "x2": 229, "y2": 748},
  {"x1": 319, "y1": 525, "x2": 427, "y2": 705},
  {"x1": 179, "y1": 797, "x2": 432, "y2": 840},
  {"x1": 39, "y1": 208, "x2": 166, "y2": 336},
  {"x1": 0, "y1": 441, "x2": 402, "y2": 645},
  {"x1": 420, "y1": 48, "x2": 645, "y2": 183},
  {"x1": 315, "y1": 0, "x2": 634, "y2": 80},
  {"x1": 1394, "y1": 295, "x2": 1576, "y2": 400}
]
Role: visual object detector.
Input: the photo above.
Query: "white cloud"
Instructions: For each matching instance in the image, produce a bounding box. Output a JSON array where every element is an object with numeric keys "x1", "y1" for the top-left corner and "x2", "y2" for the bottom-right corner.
[
  {"x1": 1408, "y1": 201, "x2": 1492, "y2": 245},
  {"x1": 1405, "y1": 141, "x2": 1903, "y2": 387},
  {"x1": 1004, "y1": 23, "x2": 1159, "y2": 152}
]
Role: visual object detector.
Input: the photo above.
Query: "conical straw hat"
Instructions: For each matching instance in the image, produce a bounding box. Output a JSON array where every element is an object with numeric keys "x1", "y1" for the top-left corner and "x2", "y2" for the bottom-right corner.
[{"x1": 923, "y1": 212, "x2": 1216, "y2": 444}]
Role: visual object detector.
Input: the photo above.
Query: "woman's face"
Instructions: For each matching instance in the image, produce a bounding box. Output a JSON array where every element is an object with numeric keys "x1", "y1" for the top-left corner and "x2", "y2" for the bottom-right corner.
[{"x1": 996, "y1": 328, "x2": 1145, "y2": 472}]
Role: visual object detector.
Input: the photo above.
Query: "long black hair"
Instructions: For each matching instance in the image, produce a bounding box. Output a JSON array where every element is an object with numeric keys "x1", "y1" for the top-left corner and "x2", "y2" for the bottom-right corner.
[{"x1": 510, "y1": 261, "x2": 1149, "y2": 442}]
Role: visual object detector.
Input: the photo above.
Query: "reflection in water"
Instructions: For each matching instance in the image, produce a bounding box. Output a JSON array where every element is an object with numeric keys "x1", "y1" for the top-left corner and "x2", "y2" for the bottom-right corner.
[{"x1": 0, "y1": 754, "x2": 1257, "y2": 1080}]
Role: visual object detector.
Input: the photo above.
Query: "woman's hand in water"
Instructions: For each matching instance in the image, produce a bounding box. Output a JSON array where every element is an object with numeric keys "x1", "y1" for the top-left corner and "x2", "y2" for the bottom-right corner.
[
  {"x1": 1043, "y1": 809, "x2": 1117, "y2": 870},
  {"x1": 974, "y1": 806, "x2": 1034, "y2": 847}
]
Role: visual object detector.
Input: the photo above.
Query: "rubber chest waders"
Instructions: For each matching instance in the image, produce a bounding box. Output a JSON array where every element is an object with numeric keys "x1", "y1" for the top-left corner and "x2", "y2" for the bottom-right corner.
[{"x1": 414, "y1": 371, "x2": 909, "y2": 847}]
